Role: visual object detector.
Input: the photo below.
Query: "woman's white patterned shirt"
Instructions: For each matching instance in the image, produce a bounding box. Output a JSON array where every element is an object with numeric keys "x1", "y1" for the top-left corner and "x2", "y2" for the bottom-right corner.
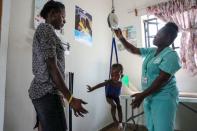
[{"x1": 29, "y1": 23, "x2": 65, "y2": 99}]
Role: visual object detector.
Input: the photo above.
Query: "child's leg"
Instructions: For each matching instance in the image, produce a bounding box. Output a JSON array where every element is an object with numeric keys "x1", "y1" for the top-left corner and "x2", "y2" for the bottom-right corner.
[
  {"x1": 38, "y1": 121, "x2": 42, "y2": 131},
  {"x1": 106, "y1": 97, "x2": 118, "y2": 123},
  {"x1": 114, "y1": 97, "x2": 123, "y2": 123}
]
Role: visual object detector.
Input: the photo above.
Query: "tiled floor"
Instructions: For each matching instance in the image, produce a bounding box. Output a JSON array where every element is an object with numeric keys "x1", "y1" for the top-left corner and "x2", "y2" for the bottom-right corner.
[
  {"x1": 100, "y1": 123, "x2": 182, "y2": 131},
  {"x1": 100, "y1": 123, "x2": 147, "y2": 131}
]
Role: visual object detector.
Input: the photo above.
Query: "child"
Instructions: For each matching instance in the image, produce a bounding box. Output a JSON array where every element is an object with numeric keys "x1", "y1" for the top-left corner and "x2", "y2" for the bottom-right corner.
[{"x1": 87, "y1": 63, "x2": 123, "y2": 129}]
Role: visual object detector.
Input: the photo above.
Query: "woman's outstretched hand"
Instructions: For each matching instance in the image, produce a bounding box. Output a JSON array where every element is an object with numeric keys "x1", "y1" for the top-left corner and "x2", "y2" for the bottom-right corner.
[
  {"x1": 131, "y1": 93, "x2": 146, "y2": 109},
  {"x1": 70, "y1": 97, "x2": 88, "y2": 117},
  {"x1": 114, "y1": 28, "x2": 123, "y2": 39}
]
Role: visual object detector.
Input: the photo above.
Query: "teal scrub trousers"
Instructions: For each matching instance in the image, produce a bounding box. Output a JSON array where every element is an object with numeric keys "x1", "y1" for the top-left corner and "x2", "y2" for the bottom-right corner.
[{"x1": 143, "y1": 96, "x2": 178, "y2": 131}]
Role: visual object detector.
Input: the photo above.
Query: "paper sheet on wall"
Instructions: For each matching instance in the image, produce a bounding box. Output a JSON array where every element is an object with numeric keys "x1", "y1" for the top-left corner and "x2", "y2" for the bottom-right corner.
[{"x1": 117, "y1": 26, "x2": 137, "y2": 51}]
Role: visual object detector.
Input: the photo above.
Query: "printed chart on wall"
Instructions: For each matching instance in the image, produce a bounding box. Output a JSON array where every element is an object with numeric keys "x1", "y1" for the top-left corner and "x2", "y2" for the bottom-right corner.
[
  {"x1": 75, "y1": 6, "x2": 93, "y2": 46},
  {"x1": 117, "y1": 26, "x2": 137, "y2": 51},
  {"x1": 34, "y1": 0, "x2": 64, "y2": 29}
]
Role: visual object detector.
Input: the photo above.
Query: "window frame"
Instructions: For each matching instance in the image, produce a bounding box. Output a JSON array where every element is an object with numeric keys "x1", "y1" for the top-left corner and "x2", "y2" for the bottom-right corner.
[{"x1": 143, "y1": 16, "x2": 180, "y2": 51}]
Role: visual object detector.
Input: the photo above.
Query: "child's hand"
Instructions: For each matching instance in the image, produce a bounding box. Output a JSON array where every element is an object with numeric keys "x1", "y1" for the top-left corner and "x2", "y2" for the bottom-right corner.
[{"x1": 87, "y1": 85, "x2": 93, "y2": 92}]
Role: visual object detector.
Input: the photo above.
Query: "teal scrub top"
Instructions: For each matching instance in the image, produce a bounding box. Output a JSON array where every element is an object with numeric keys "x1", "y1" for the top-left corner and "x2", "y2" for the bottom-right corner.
[{"x1": 140, "y1": 47, "x2": 181, "y2": 98}]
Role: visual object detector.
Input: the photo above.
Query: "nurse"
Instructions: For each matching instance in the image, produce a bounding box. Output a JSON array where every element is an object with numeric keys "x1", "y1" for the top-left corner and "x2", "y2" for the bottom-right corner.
[{"x1": 114, "y1": 22, "x2": 181, "y2": 131}]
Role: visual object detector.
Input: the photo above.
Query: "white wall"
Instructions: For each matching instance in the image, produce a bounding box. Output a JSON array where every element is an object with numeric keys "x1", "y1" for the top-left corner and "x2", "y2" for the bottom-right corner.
[
  {"x1": 115, "y1": 0, "x2": 197, "y2": 130},
  {"x1": 4, "y1": 0, "x2": 36, "y2": 130},
  {"x1": 0, "y1": 0, "x2": 11, "y2": 131},
  {"x1": 64, "y1": 0, "x2": 113, "y2": 131},
  {"x1": 4, "y1": 0, "x2": 112, "y2": 131}
]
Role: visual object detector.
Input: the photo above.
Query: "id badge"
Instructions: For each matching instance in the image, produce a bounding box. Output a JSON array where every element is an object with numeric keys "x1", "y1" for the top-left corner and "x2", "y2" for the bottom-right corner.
[{"x1": 142, "y1": 77, "x2": 148, "y2": 84}]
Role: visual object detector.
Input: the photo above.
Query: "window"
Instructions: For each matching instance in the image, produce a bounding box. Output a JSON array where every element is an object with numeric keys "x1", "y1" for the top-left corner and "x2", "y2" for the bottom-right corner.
[{"x1": 142, "y1": 15, "x2": 181, "y2": 54}]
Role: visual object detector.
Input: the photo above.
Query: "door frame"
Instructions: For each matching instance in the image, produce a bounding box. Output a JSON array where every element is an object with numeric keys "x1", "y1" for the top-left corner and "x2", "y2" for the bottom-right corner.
[{"x1": 0, "y1": 0, "x2": 11, "y2": 130}]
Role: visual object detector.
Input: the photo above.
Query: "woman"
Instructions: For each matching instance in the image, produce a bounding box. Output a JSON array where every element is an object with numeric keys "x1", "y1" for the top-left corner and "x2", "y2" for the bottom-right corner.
[
  {"x1": 29, "y1": 1, "x2": 88, "y2": 131},
  {"x1": 114, "y1": 22, "x2": 181, "y2": 131}
]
